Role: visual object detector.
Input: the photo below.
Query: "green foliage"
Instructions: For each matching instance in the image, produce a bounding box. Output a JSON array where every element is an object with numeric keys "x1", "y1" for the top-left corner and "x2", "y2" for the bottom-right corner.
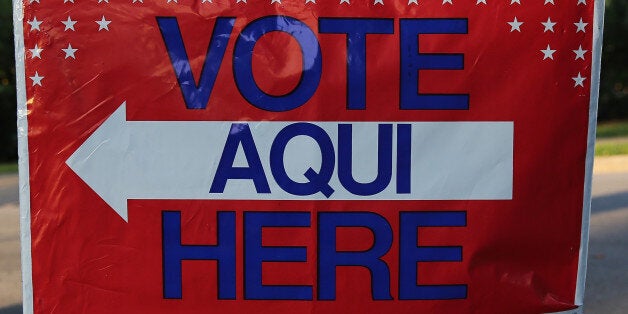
[
  {"x1": 599, "y1": 0, "x2": 628, "y2": 121},
  {"x1": 0, "y1": 1, "x2": 16, "y2": 162}
]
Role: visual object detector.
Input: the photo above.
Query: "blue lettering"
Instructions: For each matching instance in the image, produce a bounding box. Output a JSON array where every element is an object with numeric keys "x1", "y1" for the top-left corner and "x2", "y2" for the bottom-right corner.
[
  {"x1": 337, "y1": 124, "x2": 393, "y2": 195},
  {"x1": 162, "y1": 210, "x2": 468, "y2": 300},
  {"x1": 210, "y1": 123, "x2": 271, "y2": 194},
  {"x1": 270, "y1": 123, "x2": 335, "y2": 197},
  {"x1": 400, "y1": 19, "x2": 469, "y2": 110},
  {"x1": 399, "y1": 211, "x2": 467, "y2": 300},
  {"x1": 233, "y1": 16, "x2": 322, "y2": 112},
  {"x1": 244, "y1": 212, "x2": 312, "y2": 300},
  {"x1": 318, "y1": 212, "x2": 393, "y2": 300},
  {"x1": 396, "y1": 124, "x2": 412, "y2": 193},
  {"x1": 319, "y1": 18, "x2": 394, "y2": 110},
  {"x1": 159, "y1": 17, "x2": 471, "y2": 112},
  {"x1": 162, "y1": 211, "x2": 236, "y2": 299},
  {"x1": 157, "y1": 17, "x2": 235, "y2": 109}
]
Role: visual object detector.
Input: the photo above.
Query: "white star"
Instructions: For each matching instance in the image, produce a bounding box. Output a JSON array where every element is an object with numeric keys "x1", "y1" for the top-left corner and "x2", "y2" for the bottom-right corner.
[
  {"x1": 133, "y1": 0, "x2": 144, "y2": 3},
  {"x1": 30, "y1": 72, "x2": 44, "y2": 87},
  {"x1": 408, "y1": 0, "x2": 418, "y2": 4},
  {"x1": 62, "y1": 16, "x2": 77, "y2": 31},
  {"x1": 442, "y1": 0, "x2": 453, "y2": 4},
  {"x1": 27, "y1": 17, "x2": 42, "y2": 32},
  {"x1": 572, "y1": 72, "x2": 586, "y2": 87},
  {"x1": 577, "y1": 0, "x2": 586, "y2": 5},
  {"x1": 271, "y1": 0, "x2": 281, "y2": 3},
  {"x1": 96, "y1": 16, "x2": 111, "y2": 31},
  {"x1": 573, "y1": 45, "x2": 587, "y2": 60},
  {"x1": 64, "y1": 0, "x2": 74, "y2": 3},
  {"x1": 340, "y1": 0, "x2": 350, "y2": 4},
  {"x1": 510, "y1": 0, "x2": 520, "y2": 4},
  {"x1": 167, "y1": 0, "x2": 178, "y2": 2},
  {"x1": 29, "y1": 0, "x2": 40, "y2": 3},
  {"x1": 574, "y1": 18, "x2": 588, "y2": 33},
  {"x1": 98, "y1": 0, "x2": 109, "y2": 2},
  {"x1": 236, "y1": 0, "x2": 246, "y2": 3},
  {"x1": 62, "y1": 43, "x2": 78, "y2": 59},
  {"x1": 29, "y1": 44, "x2": 43, "y2": 59},
  {"x1": 541, "y1": 17, "x2": 556, "y2": 33},
  {"x1": 508, "y1": 17, "x2": 523, "y2": 32},
  {"x1": 374, "y1": 0, "x2": 384, "y2": 4},
  {"x1": 305, "y1": 0, "x2": 316, "y2": 3},
  {"x1": 541, "y1": 44, "x2": 556, "y2": 60},
  {"x1": 476, "y1": 0, "x2": 487, "y2": 4},
  {"x1": 200, "y1": 0, "x2": 210, "y2": 2},
  {"x1": 544, "y1": 0, "x2": 554, "y2": 4}
]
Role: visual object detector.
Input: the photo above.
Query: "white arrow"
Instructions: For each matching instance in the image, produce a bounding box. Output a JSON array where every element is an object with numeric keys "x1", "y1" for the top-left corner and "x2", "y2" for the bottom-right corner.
[
  {"x1": 67, "y1": 102, "x2": 513, "y2": 222},
  {"x1": 66, "y1": 102, "x2": 235, "y2": 221}
]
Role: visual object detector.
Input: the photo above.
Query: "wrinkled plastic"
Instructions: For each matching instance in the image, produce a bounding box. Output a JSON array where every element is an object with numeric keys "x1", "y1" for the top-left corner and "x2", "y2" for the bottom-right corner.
[{"x1": 14, "y1": 0, "x2": 603, "y2": 313}]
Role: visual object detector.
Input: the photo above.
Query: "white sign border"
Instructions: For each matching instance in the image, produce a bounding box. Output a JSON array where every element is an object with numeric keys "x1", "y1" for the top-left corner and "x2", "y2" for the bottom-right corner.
[
  {"x1": 12, "y1": 0, "x2": 34, "y2": 312},
  {"x1": 575, "y1": 0, "x2": 606, "y2": 307}
]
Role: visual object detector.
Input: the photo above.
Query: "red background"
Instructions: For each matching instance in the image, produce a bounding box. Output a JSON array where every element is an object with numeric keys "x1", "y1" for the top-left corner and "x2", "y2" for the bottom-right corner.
[{"x1": 22, "y1": 0, "x2": 594, "y2": 313}]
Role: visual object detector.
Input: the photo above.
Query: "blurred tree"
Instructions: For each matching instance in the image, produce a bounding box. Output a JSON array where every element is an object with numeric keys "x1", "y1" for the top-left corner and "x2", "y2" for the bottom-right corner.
[
  {"x1": 0, "y1": 1, "x2": 17, "y2": 161},
  {"x1": 599, "y1": 0, "x2": 628, "y2": 121}
]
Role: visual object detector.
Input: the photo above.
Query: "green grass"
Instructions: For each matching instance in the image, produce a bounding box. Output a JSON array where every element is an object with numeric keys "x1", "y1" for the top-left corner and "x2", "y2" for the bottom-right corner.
[
  {"x1": 596, "y1": 120, "x2": 628, "y2": 138},
  {"x1": 596, "y1": 140, "x2": 628, "y2": 156},
  {"x1": 595, "y1": 120, "x2": 628, "y2": 156},
  {"x1": 0, "y1": 162, "x2": 18, "y2": 174}
]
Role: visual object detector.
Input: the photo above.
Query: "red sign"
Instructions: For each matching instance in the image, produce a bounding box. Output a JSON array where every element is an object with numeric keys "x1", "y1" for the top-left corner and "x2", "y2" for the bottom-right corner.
[{"x1": 15, "y1": 0, "x2": 601, "y2": 313}]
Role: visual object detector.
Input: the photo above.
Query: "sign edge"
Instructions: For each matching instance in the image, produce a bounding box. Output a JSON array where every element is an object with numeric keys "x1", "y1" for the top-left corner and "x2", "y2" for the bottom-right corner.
[
  {"x1": 12, "y1": 0, "x2": 34, "y2": 313},
  {"x1": 575, "y1": 0, "x2": 606, "y2": 307}
]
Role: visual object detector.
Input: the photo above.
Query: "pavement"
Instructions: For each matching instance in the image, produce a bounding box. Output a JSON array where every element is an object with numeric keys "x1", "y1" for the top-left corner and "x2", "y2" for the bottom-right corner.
[
  {"x1": 0, "y1": 174, "x2": 19, "y2": 314},
  {"x1": 583, "y1": 170, "x2": 628, "y2": 313},
  {"x1": 593, "y1": 154, "x2": 628, "y2": 174},
  {"x1": 0, "y1": 156, "x2": 626, "y2": 313}
]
